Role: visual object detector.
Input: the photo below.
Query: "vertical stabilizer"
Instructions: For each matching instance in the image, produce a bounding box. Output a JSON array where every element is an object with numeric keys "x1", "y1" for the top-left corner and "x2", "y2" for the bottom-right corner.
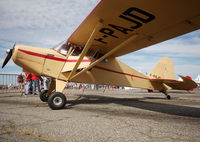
[{"x1": 148, "y1": 57, "x2": 175, "y2": 79}]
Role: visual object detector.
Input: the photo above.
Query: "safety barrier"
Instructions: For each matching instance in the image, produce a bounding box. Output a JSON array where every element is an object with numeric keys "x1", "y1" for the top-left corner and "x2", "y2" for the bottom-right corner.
[
  {"x1": 0, "y1": 73, "x2": 124, "y2": 94},
  {"x1": 0, "y1": 74, "x2": 21, "y2": 93}
]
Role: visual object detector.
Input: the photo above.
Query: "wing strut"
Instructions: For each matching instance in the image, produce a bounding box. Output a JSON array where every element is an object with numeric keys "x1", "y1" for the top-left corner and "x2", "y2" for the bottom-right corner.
[
  {"x1": 71, "y1": 33, "x2": 138, "y2": 80},
  {"x1": 68, "y1": 20, "x2": 103, "y2": 80},
  {"x1": 58, "y1": 45, "x2": 74, "y2": 78}
]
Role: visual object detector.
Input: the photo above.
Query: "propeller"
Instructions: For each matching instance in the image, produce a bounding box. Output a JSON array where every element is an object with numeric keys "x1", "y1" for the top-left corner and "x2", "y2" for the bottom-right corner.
[{"x1": 2, "y1": 44, "x2": 15, "y2": 68}]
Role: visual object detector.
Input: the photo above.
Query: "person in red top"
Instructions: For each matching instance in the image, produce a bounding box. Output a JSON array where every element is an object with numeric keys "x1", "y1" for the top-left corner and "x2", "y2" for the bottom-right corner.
[
  {"x1": 25, "y1": 72, "x2": 32, "y2": 95},
  {"x1": 32, "y1": 73, "x2": 41, "y2": 95}
]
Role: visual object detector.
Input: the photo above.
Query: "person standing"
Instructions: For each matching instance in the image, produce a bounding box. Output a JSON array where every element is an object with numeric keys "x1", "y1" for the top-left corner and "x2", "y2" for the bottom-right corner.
[
  {"x1": 25, "y1": 72, "x2": 32, "y2": 95},
  {"x1": 32, "y1": 73, "x2": 41, "y2": 95},
  {"x1": 41, "y1": 76, "x2": 50, "y2": 90},
  {"x1": 17, "y1": 73, "x2": 24, "y2": 92}
]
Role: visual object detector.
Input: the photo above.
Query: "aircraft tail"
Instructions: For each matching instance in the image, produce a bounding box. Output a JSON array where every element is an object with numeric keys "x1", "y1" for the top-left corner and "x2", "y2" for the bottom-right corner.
[
  {"x1": 148, "y1": 57, "x2": 175, "y2": 80},
  {"x1": 148, "y1": 57, "x2": 197, "y2": 91}
]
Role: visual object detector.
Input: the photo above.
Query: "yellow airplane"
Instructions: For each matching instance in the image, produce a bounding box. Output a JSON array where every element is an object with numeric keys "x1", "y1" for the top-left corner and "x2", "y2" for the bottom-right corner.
[{"x1": 2, "y1": 0, "x2": 199, "y2": 110}]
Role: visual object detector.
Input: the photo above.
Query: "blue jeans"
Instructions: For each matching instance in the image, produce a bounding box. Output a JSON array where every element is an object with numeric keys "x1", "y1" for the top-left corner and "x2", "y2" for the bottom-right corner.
[
  {"x1": 25, "y1": 81, "x2": 32, "y2": 94},
  {"x1": 32, "y1": 79, "x2": 41, "y2": 94},
  {"x1": 44, "y1": 79, "x2": 50, "y2": 90}
]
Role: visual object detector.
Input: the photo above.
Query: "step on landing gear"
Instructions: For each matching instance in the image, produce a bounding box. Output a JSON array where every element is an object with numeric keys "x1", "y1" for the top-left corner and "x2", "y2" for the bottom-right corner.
[
  {"x1": 48, "y1": 92, "x2": 67, "y2": 110},
  {"x1": 161, "y1": 91, "x2": 171, "y2": 100}
]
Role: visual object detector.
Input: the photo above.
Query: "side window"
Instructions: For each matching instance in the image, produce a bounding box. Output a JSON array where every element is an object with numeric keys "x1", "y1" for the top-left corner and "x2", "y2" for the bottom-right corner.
[
  {"x1": 53, "y1": 41, "x2": 86, "y2": 56},
  {"x1": 71, "y1": 45, "x2": 83, "y2": 56},
  {"x1": 53, "y1": 41, "x2": 71, "y2": 56}
]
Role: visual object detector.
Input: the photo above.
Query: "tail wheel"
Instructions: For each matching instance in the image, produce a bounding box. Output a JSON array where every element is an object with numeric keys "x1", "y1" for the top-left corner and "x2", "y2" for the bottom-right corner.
[
  {"x1": 166, "y1": 95, "x2": 171, "y2": 100},
  {"x1": 48, "y1": 92, "x2": 67, "y2": 110},
  {"x1": 160, "y1": 91, "x2": 171, "y2": 100},
  {"x1": 40, "y1": 90, "x2": 48, "y2": 102}
]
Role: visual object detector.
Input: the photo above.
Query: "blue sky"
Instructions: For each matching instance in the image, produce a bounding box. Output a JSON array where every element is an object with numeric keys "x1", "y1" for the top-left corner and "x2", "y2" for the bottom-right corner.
[{"x1": 0, "y1": 0, "x2": 200, "y2": 79}]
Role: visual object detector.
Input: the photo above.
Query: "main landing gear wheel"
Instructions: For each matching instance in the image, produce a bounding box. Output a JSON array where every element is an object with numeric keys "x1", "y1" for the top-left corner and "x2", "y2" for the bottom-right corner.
[
  {"x1": 40, "y1": 90, "x2": 48, "y2": 102},
  {"x1": 48, "y1": 92, "x2": 67, "y2": 110}
]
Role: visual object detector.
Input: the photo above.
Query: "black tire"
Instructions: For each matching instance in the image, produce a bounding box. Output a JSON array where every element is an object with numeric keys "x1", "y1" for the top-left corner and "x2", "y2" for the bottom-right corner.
[
  {"x1": 40, "y1": 90, "x2": 48, "y2": 102},
  {"x1": 167, "y1": 95, "x2": 171, "y2": 100},
  {"x1": 48, "y1": 92, "x2": 67, "y2": 110}
]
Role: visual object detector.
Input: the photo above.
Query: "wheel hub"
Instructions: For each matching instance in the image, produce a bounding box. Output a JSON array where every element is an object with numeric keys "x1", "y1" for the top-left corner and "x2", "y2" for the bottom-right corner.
[{"x1": 53, "y1": 97, "x2": 63, "y2": 106}]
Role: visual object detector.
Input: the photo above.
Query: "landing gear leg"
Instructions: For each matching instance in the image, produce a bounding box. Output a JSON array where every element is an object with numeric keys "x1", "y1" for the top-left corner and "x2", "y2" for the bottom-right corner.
[
  {"x1": 161, "y1": 91, "x2": 171, "y2": 100},
  {"x1": 47, "y1": 79, "x2": 68, "y2": 110}
]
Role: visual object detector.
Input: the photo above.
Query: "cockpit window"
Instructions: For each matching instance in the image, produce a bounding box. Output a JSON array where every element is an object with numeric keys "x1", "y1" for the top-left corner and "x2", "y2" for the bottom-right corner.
[
  {"x1": 52, "y1": 41, "x2": 71, "y2": 55},
  {"x1": 52, "y1": 40, "x2": 83, "y2": 56}
]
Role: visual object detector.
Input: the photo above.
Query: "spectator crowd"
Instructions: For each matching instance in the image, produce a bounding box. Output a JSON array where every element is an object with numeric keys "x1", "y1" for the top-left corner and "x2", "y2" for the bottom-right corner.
[{"x1": 17, "y1": 72, "x2": 50, "y2": 95}]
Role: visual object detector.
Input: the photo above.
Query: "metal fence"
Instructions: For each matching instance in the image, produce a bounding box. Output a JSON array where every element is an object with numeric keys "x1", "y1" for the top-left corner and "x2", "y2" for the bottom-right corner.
[
  {"x1": 0, "y1": 73, "x2": 125, "y2": 94},
  {"x1": 0, "y1": 74, "x2": 20, "y2": 93}
]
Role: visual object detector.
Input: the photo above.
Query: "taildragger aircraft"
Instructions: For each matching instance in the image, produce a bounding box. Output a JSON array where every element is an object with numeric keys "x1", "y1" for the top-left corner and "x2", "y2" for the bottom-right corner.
[{"x1": 2, "y1": 0, "x2": 199, "y2": 109}]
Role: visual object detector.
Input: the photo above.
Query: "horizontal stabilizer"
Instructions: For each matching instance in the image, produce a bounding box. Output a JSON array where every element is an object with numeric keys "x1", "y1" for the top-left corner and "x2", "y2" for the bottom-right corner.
[{"x1": 151, "y1": 75, "x2": 197, "y2": 90}]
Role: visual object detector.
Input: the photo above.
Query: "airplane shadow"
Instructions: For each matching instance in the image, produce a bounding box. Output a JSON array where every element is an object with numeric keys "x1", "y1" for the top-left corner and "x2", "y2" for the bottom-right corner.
[
  {"x1": 67, "y1": 94, "x2": 200, "y2": 118},
  {"x1": 0, "y1": 94, "x2": 21, "y2": 98}
]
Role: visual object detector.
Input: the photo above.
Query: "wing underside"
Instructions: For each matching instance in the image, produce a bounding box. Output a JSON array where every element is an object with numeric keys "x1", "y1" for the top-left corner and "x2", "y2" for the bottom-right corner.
[{"x1": 68, "y1": 0, "x2": 200, "y2": 57}]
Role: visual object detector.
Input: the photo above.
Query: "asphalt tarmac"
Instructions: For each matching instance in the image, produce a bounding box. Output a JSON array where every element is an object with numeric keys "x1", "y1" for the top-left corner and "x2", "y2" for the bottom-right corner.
[{"x1": 0, "y1": 89, "x2": 200, "y2": 142}]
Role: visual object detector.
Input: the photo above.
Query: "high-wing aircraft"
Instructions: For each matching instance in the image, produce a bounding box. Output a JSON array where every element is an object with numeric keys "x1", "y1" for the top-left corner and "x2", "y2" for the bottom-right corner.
[{"x1": 2, "y1": 0, "x2": 199, "y2": 110}]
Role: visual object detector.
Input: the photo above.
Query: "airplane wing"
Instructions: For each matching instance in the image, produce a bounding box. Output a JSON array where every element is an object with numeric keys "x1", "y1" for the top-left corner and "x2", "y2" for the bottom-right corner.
[{"x1": 67, "y1": 0, "x2": 200, "y2": 57}]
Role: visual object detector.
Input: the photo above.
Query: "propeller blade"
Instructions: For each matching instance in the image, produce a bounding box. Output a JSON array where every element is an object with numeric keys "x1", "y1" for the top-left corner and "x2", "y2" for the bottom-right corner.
[
  {"x1": 2, "y1": 44, "x2": 15, "y2": 69},
  {"x1": 2, "y1": 49, "x2": 13, "y2": 68}
]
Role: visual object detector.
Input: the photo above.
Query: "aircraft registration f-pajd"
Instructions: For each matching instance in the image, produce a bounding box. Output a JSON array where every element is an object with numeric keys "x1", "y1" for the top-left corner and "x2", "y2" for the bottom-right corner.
[{"x1": 2, "y1": 0, "x2": 199, "y2": 110}]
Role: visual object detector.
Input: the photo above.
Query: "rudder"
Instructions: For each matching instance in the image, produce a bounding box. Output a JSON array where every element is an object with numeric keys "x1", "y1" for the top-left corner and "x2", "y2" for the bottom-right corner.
[{"x1": 148, "y1": 57, "x2": 175, "y2": 80}]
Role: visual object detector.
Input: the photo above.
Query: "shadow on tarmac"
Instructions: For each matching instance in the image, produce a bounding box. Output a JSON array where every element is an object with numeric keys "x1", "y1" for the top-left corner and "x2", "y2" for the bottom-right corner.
[
  {"x1": 67, "y1": 94, "x2": 200, "y2": 118},
  {"x1": 1, "y1": 93, "x2": 200, "y2": 118}
]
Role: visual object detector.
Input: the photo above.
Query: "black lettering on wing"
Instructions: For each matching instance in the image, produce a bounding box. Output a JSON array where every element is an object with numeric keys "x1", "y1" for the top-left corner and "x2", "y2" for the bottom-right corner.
[
  {"x1": 100, "y1": 28, "x2": 119, "y2": 38},
  {"x1": 108, "y1": 24, "x2": 133, "y2": 34},
  {"x1": 94, "y1": 7, "x2": 155, "y2": 45},
  {"x1": 119, "y1": 15, "x2": 142, "y2": 29},
  {"x1": 94, "y1": 38, "x2": 107, "y2": 44},
  {"x1": 122, "y1": 7, "x2": 155, "y2": 23}
]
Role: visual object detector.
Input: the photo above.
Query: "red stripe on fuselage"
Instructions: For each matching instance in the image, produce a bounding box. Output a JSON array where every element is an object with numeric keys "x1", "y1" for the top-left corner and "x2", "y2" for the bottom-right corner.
[
  {"x1": 19, "y1": 49, "x2": 46, "y2": 58},
  {"x1": 18, "y1": 49, "x2": 91, "y2": 62},
  {"x1": 94, "y1": 66, "x2": 176, "y2": 81},
  {"x1": 94, "y1": 66, "x2": 149, "y2": 80},
  {"x1": 18, "y1": 49, "x2": 175, "y2": 81}
]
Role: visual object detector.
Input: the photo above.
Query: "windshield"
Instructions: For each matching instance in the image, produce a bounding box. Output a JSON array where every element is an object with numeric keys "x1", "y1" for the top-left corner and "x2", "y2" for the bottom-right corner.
[
  {"x1": 52, "y1": 41, "x2": 83, "y2": 56},
  {"x1": 52, "y1": 40, "x2": 71, "y2": 55}
]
